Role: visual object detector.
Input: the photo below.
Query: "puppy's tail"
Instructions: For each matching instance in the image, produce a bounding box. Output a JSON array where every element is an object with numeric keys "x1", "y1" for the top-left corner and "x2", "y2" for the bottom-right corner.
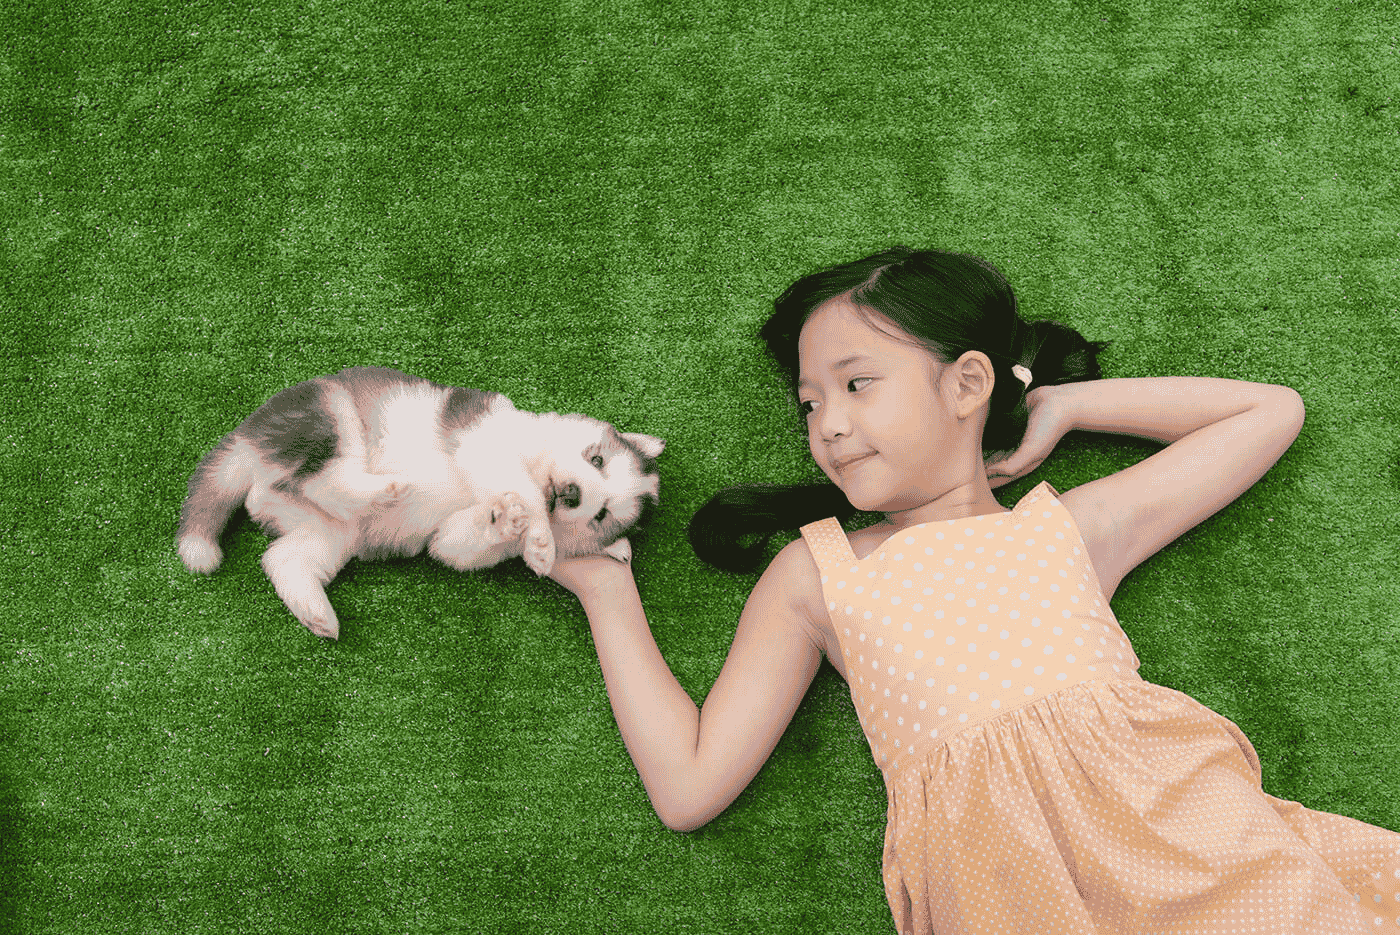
[{"x1": 177, "y1": 434, "x2": 255, "y2": 574}]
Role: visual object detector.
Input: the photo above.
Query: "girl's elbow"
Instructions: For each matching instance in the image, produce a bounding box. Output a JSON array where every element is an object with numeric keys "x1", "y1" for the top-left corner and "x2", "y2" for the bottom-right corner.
[
  {"x1": 656, "y1": 785, "x2": 727, "y2": 832},
  {"x1": 661, "y1": 814, "x2": 703, "y2": 833},
  {"x1": 1267, "y1": 385, "x2": 1306, "y2": 418},
  {"x1": 663, "y1": 816, "x2": 714, "y2": 834},
  {"x1": 647, "y1": 765, "x2": 725, "y2": 832},
  {"x1": 657, "y1": 800, "x2": 713, "y2": 833}
]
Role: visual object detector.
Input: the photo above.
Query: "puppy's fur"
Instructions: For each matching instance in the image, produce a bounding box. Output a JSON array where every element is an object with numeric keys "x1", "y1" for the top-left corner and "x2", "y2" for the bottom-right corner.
[{"x1": 177, "y1": 366, "x2": 664, "y2": 639}]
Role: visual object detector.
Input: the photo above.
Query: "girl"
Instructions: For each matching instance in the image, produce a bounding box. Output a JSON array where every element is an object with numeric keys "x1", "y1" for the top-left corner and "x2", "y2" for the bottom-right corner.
[{"x1": 546, "y1": 246, "x2": 1400, "y2": 933}]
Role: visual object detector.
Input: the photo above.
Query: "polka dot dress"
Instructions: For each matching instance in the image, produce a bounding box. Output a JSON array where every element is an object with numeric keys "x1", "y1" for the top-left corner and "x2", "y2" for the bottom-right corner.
[{"x1": 799, "y1": 480, "x2": 1400, "y2": 934}]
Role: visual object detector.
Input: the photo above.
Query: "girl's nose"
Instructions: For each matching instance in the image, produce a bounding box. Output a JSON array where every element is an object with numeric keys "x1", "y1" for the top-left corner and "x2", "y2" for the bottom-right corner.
[{"x1": 819, "y1": 409, "x2": 851, "y2": 440}]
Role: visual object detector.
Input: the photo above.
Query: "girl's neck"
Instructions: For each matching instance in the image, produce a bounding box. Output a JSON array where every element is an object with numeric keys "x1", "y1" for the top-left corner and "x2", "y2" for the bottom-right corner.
[{"x1": 877, "y1": 488, "x2": 1009, "y2": 530}]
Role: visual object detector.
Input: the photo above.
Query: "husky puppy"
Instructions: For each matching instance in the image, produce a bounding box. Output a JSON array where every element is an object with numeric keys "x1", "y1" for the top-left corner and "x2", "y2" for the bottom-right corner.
[{"x1": 177, "y1": 366, "x2": 664, "y2": 639}]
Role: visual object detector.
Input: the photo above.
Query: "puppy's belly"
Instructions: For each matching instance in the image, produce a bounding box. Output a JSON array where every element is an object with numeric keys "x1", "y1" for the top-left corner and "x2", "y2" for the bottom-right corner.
[{"x1": 358, "y1": 493, "x2": 457, "y2": 560}]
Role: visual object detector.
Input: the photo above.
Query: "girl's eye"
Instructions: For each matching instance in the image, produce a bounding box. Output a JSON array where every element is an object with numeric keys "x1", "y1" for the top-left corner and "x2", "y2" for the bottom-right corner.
[{"x1": 800, "y1": 378, "x2": 872, "y2": 415}]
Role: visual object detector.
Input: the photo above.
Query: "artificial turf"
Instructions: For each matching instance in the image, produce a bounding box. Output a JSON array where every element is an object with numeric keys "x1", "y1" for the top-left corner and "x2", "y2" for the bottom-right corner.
[{"x1": 1, "y1": 0, "x2": 1397, "y2": 932}]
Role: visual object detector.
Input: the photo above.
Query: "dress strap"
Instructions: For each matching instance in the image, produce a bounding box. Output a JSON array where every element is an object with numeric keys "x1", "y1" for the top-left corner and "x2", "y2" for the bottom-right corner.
[{"x1": 798, "y1": 517, "x2": 859, "y2": 572}]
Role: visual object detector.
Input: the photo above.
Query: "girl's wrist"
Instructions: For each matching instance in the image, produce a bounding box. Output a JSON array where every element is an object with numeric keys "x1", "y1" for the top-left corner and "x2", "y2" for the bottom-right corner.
[
  {"x1": 1037, "y1": 384, "x2": 1075, "y2": 436},
  {"x1": 546, "y1": 551, "x2": 637, "y2": 604},
  {"x1": 574, "y1": 560, "x2": 636, "y2": 606}
]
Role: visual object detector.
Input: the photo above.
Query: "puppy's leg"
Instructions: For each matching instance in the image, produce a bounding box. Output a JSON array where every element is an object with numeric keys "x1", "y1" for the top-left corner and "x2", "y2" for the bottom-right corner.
[
  {"x1": 300, "y1": 463, "x2": 408, "y2": 521},
  {"x1": 429, "y1": 492, "x2": 534, "y2": 572},
  {"x1": 261, "y1": 526, "x2": 356, "y2": 639},
  {"x1": 503, "y1": 488, "x2": 556, "y2": 577},
  {"x1": 297, "y1": 380, "x2": 411, "y2": 519},
  {"x1": 519, "y1": 518, "x2": 557, "y2": 578}
]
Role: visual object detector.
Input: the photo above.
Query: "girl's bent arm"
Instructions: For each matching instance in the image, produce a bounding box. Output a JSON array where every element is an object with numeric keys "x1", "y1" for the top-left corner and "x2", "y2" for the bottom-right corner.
[
  {"x1": 1050, "y1": 376, "x2": 1301, "y2": 445},
  {"x1": 572, "y1": 545, "x2": 825, "y2": 833},
  {"x1": 1047, "y1": 376, "x2": 1305, "y2": 599}
]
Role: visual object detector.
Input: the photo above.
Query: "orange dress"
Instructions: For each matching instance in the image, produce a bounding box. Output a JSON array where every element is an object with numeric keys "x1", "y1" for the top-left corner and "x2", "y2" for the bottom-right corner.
[{"x1": 799, "y1": 480, "x2": 1400, "y2": 934}]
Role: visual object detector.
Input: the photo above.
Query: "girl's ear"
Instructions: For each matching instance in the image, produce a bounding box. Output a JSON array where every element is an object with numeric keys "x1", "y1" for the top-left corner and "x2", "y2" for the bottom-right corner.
[{"x1": 948, "y1": 351, "x2": 995, "y2": 416}]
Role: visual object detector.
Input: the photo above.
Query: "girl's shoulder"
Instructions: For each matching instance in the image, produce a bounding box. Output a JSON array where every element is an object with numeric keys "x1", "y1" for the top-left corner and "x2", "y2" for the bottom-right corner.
[{"x1": 770, "y1": 528, "x2": 898, "y2": 681}]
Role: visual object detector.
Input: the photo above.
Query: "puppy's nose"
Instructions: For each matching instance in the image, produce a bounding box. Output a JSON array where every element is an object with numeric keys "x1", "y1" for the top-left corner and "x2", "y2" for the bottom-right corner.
[{"x1": 558, "y1": 483, "x2": 581, "y2": 510}]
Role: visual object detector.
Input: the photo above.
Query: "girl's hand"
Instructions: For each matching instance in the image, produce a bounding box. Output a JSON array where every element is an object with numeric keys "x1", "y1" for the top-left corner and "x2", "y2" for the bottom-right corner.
[
  {"x1": 546, "y1": 550, "x2": 633, "y2": 600},
  {"x1": 984, "y1": 386, "x2": 1070, "y2": 489}
]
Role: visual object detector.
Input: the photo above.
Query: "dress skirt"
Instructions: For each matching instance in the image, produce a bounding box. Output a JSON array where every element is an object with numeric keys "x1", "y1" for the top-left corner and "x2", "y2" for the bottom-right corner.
[{"x1": 880, "y1": 678, "x2": 1400, "y2": 934}]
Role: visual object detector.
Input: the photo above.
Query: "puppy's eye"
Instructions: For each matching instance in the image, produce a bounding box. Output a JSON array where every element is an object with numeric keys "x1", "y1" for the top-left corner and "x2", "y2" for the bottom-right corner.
[
  {"x1": 591, "y1": 455, "x2": 604, "y2": 469},
  {"x1": 594, "y1": 507, "x2": 608, "y2": 523}
]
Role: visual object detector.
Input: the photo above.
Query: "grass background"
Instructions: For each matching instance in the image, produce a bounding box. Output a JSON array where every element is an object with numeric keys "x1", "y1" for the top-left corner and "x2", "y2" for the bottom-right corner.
[{"x1": 2, "y1": 0, "x2": 1398, "y2": 932}]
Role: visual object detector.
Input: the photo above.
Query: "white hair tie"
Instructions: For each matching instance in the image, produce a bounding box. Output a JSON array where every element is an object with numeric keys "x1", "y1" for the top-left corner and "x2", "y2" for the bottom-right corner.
[{"x1": 1012, "y1": 364, "x2": 1033, "y2": 389}]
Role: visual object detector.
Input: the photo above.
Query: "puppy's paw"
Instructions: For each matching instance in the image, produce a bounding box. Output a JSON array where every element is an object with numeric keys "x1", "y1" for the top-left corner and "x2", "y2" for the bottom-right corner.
[
  {"x1": 522, "y1": 525, "x2": 556, "y2": 577},
  {"x1": 489, "y1": 492, "x2": 530, "y2": 542},
  {"x1": 302, "y1": 612, "x2": 340, "y2": 641},
  {"x1": 291, "y1": 601, "x2": 340, "y2": 640}
]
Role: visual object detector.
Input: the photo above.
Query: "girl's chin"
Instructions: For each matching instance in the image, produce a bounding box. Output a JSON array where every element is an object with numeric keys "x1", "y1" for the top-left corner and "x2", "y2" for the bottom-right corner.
[{"x1": 837, "y1": 483, "x2": 883, "y2": 512}]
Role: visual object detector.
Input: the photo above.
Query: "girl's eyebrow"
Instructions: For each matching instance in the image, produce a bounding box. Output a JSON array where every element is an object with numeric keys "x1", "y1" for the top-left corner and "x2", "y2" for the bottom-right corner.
[{"x1": 797, "y1": 354, "x2": 876, "y2": 389}]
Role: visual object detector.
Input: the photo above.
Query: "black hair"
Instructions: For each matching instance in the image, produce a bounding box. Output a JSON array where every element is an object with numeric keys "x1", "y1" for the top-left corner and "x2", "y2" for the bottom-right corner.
[{"x1": 687, "y1": 245, "x2": 1113, "y2": 574}]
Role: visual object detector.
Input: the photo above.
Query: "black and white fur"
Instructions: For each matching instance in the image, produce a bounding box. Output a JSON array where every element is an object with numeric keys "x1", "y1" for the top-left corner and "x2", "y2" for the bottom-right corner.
[{"x1": 177, "y1": 366, "x2": 664, "y2": 639}]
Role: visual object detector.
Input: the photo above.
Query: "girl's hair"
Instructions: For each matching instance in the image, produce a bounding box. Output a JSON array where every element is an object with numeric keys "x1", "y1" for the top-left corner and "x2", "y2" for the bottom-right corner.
[{"x1": 688, "y1": 245, "x2": 1114, "y2": 574}]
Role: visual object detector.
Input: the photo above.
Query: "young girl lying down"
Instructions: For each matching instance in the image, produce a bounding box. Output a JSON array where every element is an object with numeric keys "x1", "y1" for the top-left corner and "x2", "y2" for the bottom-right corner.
[{"x1": 548, "y1": 245, "x2": 1400, "y2": 934}]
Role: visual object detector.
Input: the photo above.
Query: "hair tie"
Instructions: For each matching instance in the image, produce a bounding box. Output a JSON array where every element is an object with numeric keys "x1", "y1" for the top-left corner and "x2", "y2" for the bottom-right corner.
[{"x1": 1012, "y1": 364, "x2": 1033, "y2": 389}]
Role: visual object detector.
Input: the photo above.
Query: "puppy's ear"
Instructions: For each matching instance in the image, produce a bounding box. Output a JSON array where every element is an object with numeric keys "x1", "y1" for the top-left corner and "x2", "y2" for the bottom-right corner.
[
  {"x1": 621, "y1": 433, "x2": 665, "y2": 459},
  {"x1": 600, "y1": 537, "x2": 632, "y2": 565}
]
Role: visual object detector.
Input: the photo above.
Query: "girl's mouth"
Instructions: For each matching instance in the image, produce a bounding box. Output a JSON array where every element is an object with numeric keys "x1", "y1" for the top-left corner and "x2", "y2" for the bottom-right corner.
[{"x1": 836, "y1": 453, "x2": 876, "y2": 473}]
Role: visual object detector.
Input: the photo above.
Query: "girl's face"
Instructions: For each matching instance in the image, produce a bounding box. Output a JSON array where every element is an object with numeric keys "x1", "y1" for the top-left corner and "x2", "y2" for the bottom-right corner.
[{"x1": 796, "y1": 297, "x2": 1000, "y2": 521}]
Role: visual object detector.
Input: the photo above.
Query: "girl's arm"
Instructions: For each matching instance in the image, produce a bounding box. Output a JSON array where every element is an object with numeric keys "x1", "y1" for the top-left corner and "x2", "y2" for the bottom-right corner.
[
  {"x1": 548, "y1": 545, "x2": 825, "y2": 833},
  {"x1": 1045, "y1": 376, "x2": 1306, "y2": 599},
  {"x1": 1049, "y1": 376, "x2": 1302, "y2": 445}
]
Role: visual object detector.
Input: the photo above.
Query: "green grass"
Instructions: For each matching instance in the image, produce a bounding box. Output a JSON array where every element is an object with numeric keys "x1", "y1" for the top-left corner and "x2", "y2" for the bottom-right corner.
[{"x1": 2, "y1": 0, "x2": 1398, "y2": 932}]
